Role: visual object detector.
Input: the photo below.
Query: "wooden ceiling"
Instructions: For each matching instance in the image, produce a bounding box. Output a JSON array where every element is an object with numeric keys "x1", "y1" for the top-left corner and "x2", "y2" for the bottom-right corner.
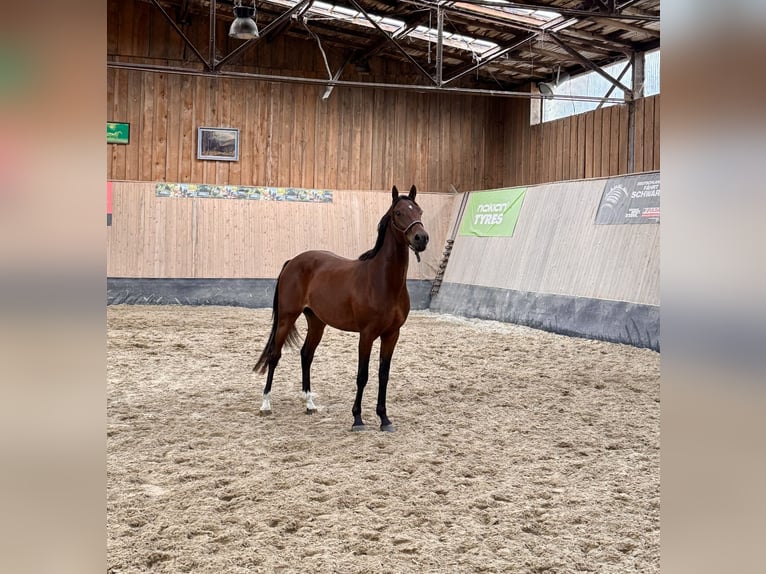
[{"x1": 135, "y1": 0, "x2": 659, "y2": 96}]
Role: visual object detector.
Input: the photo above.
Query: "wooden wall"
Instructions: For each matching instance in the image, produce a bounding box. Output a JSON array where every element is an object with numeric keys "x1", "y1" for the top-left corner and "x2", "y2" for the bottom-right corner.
[
  {"x1": 107, "y1": 0, "x2": 659, "y2": 194},
  {"x1": 106, "y1": 0, "x2": 660, "y2": 283},
  {"x1": 107, "y1": 182, "x2": 457, "y2": 279},
  {"x1": 107, "y1": 68, "x2": 509, "y2": 193},
  {"x1": 504, "y1": 95, "x2": 660, "y2": 187},
  {"x1": 442, "y1": 175, "x2": 660, "y2": 306}
]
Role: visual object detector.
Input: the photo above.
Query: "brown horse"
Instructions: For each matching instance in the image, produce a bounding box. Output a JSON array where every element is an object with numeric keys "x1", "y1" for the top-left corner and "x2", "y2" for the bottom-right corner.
[{"x1": 253, "y1": 185, "x2": 429, "y2": 431}]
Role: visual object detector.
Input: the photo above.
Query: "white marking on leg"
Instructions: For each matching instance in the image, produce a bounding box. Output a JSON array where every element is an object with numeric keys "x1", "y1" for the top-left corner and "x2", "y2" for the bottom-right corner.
[
  {"x1": 260, "y1": 392, "x2": 272, "y2": 412},
  {"x1": 302, "y1": 391, "x2": 317, "y2": 411}
]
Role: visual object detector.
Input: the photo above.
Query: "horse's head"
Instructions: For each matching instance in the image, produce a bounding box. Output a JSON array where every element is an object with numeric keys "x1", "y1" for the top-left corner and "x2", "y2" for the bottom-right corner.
[{"x1": 390, "y1": 185, "x2": 429, "y2": 255}]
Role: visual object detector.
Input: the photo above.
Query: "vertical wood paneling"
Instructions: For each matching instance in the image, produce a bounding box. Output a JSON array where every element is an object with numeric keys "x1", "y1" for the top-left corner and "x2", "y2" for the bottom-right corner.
[
  {"x1": 109, "y1": 70, "x2": 128, "y2": 180},
  {"x1": 166, "y1": 72, "x2": 181, "y2": 182},
  {"x1": 561, "y1": 116, "x2": 571, "y2": 180},
  {"x1": 634, "y1": 98, "x2": 646, "y2": 173},
  {"x1": 108, "y1": 0, "x2": 660, "y2": 191},
  {"x1": 577, "y1": 114, "x2": 586, "y2": 178},
  {"x1": 178, "y1": 74, "x2": 193, "y2": 182},
  {"x1": 152, "y1": 73, "x2": 168, "y2": 181},
  {"x1": 215, "y1": 78, "x2": 233, "y2": 185},
  {"x1": 106, "y1": 70, "x2": 660, "y2": 191},
  {"x1": 598, "y1": 108, "x2": 618, "y2": 176},
  {"x1": 653, "y1": 96, "x2": 660, "y2": 170},
  {"x1": 592, "y1": 107, "x2": 603, "y2": 178},
  {"x1": 107, "y1": 183, "x2": 456, "y2": 280},
  {"x1": 139, "y1": 74, "x2": 154, "y2": 181},
  {"x1": 617, "y1": 105, "x2": 629, "y2": 175},
  {"x1": 643, "y1": 96, "x2": 655, "y2": 170}
]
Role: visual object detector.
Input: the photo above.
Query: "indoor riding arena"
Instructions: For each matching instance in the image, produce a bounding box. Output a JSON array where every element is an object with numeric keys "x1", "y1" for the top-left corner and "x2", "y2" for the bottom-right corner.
[{"x1": 107, "y1": 1, "x2": 660, "y2": 572}]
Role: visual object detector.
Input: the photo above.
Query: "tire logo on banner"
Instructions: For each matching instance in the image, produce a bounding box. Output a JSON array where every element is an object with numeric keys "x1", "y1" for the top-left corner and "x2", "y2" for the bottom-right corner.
[
  {"x1": 458, "y1": 187, "x2": 527, "y2": 237},
  {"x1": 595, "y1": 175, "x2": 660, "y2": 225}
]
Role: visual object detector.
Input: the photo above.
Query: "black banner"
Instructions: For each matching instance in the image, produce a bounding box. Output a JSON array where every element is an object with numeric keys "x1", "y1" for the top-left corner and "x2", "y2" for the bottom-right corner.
[{"x1": 595, "y1": 174, "x2": 660, "y2": 225}]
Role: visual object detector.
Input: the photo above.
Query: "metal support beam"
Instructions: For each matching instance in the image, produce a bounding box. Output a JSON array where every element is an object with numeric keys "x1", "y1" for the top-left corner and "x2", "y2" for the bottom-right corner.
[
  {"x1": 436, "y1": 6, "x2": 444, "y2": 86},
  {"x1": 209, "y1": 0, "x2": 216, "y2": 69},
  {"x1": 149, "y1": 0, "x2": 210, "y2": 69},
  {"x1": 347, "y1": 0, "x2": 437, "y2": 85},
  {"x1": 617, "y1": 0, "x2": 644, "y2": 10},
  {"x1": 628, "y1": 50, "x2": 645, "y2": 173},
  {"x1": 596, "y1": 60, "x2": 631, "y2": 109},
  {"x1": 632, "y1": 48, "x2": 645, "y2": 100},
  {"x1": 444, "y1": 1, "x2": 659, "y2": 21},
  {"x1": 443, "y1": 33, "x2": 538, "y2": 86},
  {"x1": 548, "y1": 32, "x2": 632, "y2": 97},
  {"x1": 592, "y1": 17, "x2": 660, "y2": 37},
  {"x1": 107, "y1": 60, "x2": 628, "y2": 104},
  {"x1": 321, "y1": 52, "x2": 355, "y2": 101}
]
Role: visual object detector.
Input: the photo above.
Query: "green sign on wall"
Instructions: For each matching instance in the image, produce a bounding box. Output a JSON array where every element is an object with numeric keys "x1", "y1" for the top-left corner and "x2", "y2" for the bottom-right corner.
[
  {"x1": 458, "y1": 187, "x2": 527, "y2": 237},
  {"x1": 107, "y1": 122, "x2": 130, "y2": 144}
]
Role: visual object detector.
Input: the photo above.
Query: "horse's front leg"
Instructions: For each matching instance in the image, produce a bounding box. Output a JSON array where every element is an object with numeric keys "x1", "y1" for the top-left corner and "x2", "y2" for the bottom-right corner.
[
  {"x1": 376, "y1": 330, "x2": 400, "y2": 432},
  {"x1": 351, "y1": 334, "x2": 375, "y2": 431}
]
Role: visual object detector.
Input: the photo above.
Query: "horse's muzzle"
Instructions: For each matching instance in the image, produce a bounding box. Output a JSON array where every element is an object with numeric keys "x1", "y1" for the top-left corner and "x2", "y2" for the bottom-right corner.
[{"x1": 411, "y1": 230, "x2": 429, "y2": 252}]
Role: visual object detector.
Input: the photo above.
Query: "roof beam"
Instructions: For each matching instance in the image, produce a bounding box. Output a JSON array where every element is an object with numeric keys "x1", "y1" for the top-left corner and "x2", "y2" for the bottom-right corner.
[
  {"x1": 444, "y1": 1, "x2": 659, "y2": 22},
  {"x1": 555, "y1": 29, "x2": 633, "y2": 56},
  {"x1": 443, "y1": 31, "x2": 538, "y2": 85},
  {"x1": 592, "y1": 16, "x2": 660, "y2": 38},
  {"x1": 149, "y1": 0, "x2": 210, "y2": 69},
  {"x1": 548, "y1": 31, "x2": 632, "y2": 96},
  {"x1": 347, "y1": 0, "x2": 437, "y2": 85},
  {"x1": 354, "y1": 12, "x2": 432, "y2": 62}
]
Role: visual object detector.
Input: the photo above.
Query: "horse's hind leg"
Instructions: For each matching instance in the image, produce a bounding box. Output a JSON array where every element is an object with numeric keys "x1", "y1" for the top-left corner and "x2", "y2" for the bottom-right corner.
[
  {"x1": 300, "y1": 309, "x2": 326, "y2": 414},
  {"x1": 260, "y1": 313, "x2": 301, "y2": 415}
]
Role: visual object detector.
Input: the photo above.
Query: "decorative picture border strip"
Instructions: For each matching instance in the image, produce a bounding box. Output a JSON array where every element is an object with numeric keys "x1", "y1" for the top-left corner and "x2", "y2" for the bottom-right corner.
[{"x1": 155, "y1": 183, "x2": 333, "y2": 203}]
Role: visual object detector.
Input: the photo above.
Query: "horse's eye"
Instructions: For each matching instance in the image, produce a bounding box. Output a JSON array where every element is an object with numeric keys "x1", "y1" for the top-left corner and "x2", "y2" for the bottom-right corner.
[{"x1": 395, "y1": 210, "x2": 401, "y2": 216}]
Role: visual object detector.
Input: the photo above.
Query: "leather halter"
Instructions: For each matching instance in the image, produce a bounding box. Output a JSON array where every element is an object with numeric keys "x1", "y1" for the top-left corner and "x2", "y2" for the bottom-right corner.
[
  {"x1": 390, "y1": 210, "x2": 424, "y2": 262},
  {"x1": 390, "y1": 218, "x2": 423, "y2": 235}
]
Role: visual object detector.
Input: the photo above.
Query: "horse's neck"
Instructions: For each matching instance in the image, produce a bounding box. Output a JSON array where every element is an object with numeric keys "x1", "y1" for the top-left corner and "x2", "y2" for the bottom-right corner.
[{"x1": 371, "y1": 227, "x2": 409, "y2": 290}]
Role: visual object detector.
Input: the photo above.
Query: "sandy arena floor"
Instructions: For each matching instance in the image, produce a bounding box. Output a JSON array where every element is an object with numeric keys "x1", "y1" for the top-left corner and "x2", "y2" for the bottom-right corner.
[{"x1": 107, "y1": 305, "x2": 659, "y2": 573}]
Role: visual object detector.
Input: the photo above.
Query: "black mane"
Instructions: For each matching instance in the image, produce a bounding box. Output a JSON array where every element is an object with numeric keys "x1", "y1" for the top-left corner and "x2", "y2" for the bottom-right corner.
[{"x1": 358, "y1": 196, "x2": 407, "y2": 260}]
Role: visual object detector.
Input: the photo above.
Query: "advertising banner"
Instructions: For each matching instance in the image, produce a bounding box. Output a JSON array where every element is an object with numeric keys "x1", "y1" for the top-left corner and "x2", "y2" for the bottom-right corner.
[
  {"x1": 458, "y1": 187, "x2": 527, "y2": 237},
  {"x1": 595, "y1": 174, "x2": 660, "y2": 225}
]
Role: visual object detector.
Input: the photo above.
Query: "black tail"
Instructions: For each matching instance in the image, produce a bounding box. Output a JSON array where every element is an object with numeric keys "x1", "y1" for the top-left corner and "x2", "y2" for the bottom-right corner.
[{"x1": 253, "y1": 261, "x2": 302, "y2": 374}]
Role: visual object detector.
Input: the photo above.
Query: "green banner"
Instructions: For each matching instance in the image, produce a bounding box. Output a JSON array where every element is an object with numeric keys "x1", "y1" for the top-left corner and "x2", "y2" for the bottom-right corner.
[
  {"x1": 458, "y1": 187, "x2": 527, "y2": 237},
  {"x1": 107, "y1": 122, "x2": 130, "y2": 144}
]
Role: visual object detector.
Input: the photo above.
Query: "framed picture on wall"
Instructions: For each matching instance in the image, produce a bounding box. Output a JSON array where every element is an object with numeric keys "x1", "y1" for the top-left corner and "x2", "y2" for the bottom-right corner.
[
  {"x1": 197, "y1": 127, "x2": 239, "y2": 161},
  {"x1": 107, "y1": 122, "x2": 130, "y2": 144}
]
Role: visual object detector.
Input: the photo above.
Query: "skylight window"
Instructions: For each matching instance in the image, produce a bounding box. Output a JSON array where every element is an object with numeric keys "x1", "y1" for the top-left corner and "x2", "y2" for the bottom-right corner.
[{"x1": 256, "y1": 0, "x2": 520, "y2": 56}]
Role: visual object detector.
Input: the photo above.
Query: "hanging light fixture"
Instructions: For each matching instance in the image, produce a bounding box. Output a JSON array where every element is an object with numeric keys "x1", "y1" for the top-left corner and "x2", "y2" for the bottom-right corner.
[
  {"x1": 538, "y1": 65, "x2": 570, "y2": 98},
  {"x1": 229, "y1": 0, "x2": 259, "y2": 40}
]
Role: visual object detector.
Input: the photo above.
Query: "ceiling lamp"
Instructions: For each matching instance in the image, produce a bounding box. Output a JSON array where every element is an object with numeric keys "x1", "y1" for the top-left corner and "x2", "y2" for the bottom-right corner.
[
  {"x1": 538, "y1": 66, "x2": 570, "y2": 98},
  {"x1": 229, "y1": 1, "x2": 259, "y2": 40}
]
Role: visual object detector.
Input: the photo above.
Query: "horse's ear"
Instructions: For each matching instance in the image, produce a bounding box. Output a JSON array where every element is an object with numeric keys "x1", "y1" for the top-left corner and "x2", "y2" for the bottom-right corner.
[
  {"x1": 409, "y1": 185, "x2": 417, "y2": 200},
  {"x1": 392, "y1": 186, "x2": 399, "y2": 201}
]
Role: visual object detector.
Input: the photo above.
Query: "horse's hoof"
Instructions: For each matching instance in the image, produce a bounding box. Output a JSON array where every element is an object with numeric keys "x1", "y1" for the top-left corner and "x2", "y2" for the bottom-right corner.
[
  {"x1": 306, "y1": 408, "x2": 317, "y2": 415},
  {"x1": 380, "y1": 424, "x2": 396, "y2": 432},
  {"x1": 351, "y1": 424, "x2": 366, "y2": 432},
  {"x1": 259, "y1": 409, "x2": 272, "y2": 417}
]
